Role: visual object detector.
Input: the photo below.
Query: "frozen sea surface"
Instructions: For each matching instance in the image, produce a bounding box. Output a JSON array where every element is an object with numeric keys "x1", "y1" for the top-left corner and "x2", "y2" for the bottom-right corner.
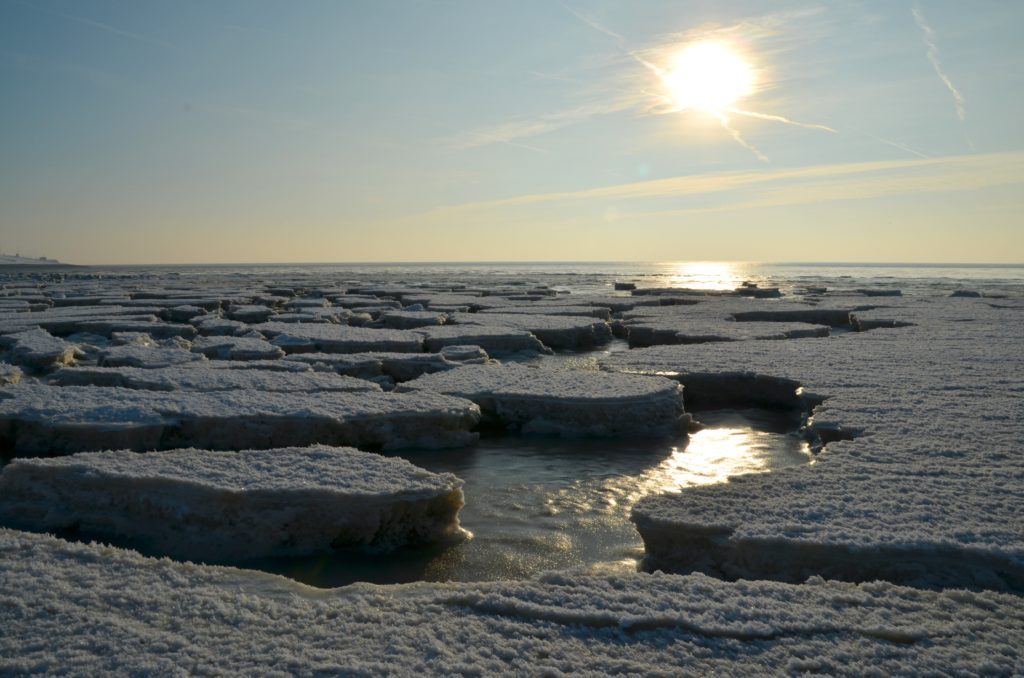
[{"x1": 1, "y1": 261, "x2": 1022, "y2": 673}]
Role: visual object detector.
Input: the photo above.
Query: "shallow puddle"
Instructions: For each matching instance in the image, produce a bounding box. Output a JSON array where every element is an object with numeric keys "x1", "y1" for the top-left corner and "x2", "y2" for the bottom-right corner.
[{"x1": 250, "y1": 408, "x2": 812, "y2": 587}]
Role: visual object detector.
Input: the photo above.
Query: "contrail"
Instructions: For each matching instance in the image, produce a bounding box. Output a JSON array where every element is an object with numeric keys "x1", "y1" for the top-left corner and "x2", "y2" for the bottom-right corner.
[
  {"x1": 559, "y1": 2, "x2": 627, "y2": 43},
  {"x1": 912, "y1": 1, "x2": 966, "y2": 122},
  {"x1": 713, "y1": 111, "x2": 768, "y2": 162},
  {"x1": 851, "y1": 128, "x2": 931, "y2": 160},
  {"x1": 727, "y1": 108, "x2": 836, "y2": 133}
]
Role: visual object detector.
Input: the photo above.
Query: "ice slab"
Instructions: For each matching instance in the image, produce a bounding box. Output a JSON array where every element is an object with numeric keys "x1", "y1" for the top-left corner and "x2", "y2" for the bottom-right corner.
[
  {"x1": 47, "y1": 365, "x2": 380, "y2": 392},
  {"x1": 98, "y1": 344, "x2": 206, "y2": 368},
  {"x1": 191, "y1": 335, "x2": 286, "y2": 361},
  {"x1": 0, "y1": 328, "x2": 80, "y2": 370},
  {"x1": 400, "y1": 364, "x2": 684, "y2": 437},
  {"x1": 417, "y1": 325, "x2": 548, "y2": 356},
  {"x1": 72, "y1": 320, "x2": 198, "y2": 340},
  {"x1": 193, "y1": 316, "x2": 247, "y2": 336},
  {"x1": 254, "y1": 322, "x2": 425, "y2": 354},
  {"x1": 3, "y1": 530, "x2": 1022, "y2": 676},
  {"x1": 602, "y1": 296, "x2": 1024, "y2": 590},
  {"x1": 0, "y1": 385, "x2": 480, "y2": 454},
  {"x1": 284, "y1": 347, "x2": 490, "y2": 382},
  {"x1": 378, "y1": 310, "x2": 447, "y2": 329},
  {"x1": 452, "y1": 313, "x2": 613, "y2": 350},
  {"x1": 0, "y1": 446, "x2": 464, "y2": 560}
]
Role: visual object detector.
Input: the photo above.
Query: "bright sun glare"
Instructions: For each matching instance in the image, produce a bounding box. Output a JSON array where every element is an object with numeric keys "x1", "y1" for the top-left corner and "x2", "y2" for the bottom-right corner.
[{"x1": 664, "y1": 41, "x2": 754, "y2": 113}]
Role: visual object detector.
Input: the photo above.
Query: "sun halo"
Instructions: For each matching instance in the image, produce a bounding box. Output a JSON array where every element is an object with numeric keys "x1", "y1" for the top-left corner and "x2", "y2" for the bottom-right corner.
[{"x1": 663, "y1": 41, "x2": 754, "y2": 114}]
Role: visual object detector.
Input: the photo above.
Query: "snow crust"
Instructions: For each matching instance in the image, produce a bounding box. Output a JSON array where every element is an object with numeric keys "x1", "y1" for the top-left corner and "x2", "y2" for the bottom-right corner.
[
  {"x1": 46, "y1": 364, "x2": 380, "y2": 392},
  {"x1": 0, "y1": 446, "x2": 465, "y2": 560},
  {"x1": 452, "y1": 312, "x2": 613, "y2": 349},
  {"x1": 400, "y1": 363, "x2": 685, "y2": 437},
  {"x1": 0, "y1": 385, "x2": 480, "y2": 454},
  {"x1": 254, "y1": 322, "x2": 425, "y2": 354},
  {"x1": 2, "y1": 529, "x2": 1021, "y2": 676},
  {"x1": 602, "y1": 296, "x2": 1024, "y2": 589},
  {"x1": 417, "y1": 324, "x2": 548, "y2": 355}
]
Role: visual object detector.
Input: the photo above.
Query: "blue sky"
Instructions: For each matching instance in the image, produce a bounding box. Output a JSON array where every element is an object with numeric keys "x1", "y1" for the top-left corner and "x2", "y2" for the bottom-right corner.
[{"x1": 2, "y1": 0, "x2": 1022, "y2": 264}]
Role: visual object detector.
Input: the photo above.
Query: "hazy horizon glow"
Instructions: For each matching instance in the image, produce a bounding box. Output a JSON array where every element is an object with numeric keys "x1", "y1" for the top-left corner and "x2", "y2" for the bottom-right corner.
[{"x1": 1, "y1": 1, "x2": 1022, "y2": 265}]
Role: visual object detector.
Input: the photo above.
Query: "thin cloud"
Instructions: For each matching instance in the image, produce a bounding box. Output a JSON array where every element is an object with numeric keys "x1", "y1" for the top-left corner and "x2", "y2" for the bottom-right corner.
[
  {"x1": 911, "y1": 1, "x2": 966, "y2": 122},
  {"x1": 18, "y1": 0, "x2": 174, "y2": 49},
  {"x1": 384, "y1": 152, "x2": 1024, "y2": 223}
]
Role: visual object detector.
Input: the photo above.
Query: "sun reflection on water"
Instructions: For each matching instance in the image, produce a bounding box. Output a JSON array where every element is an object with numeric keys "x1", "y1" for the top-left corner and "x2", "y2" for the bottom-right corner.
[{"x1": 657, "y1": 261, "x2": 749, "y2": 291}]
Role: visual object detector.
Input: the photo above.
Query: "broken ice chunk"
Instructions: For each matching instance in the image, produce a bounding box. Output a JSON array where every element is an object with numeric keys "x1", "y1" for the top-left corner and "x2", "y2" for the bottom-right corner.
[
  {"x1": 47, "y1": 365, "x2": 380, "y2": 393},
  {"x1": 190, "y1": 335, "x2": 286, "y2": 361},
  {"x1": 255, "y1": 323, "x2": 425, "y2": 354},
  {"x1": 0, "y1": 385, "x2": 481, "y2": 455},
  {"x1": 451, "y1": 313, "x2": 612, "y2": 350},
  {"x1": 0, "y1": 445, "x2": 466, "y2": 561},
  {"x1": 0, "y1": 328, "x2": 80, "y2": 371},
  {"x1": 417, "y1": 325, "x2": 548, "y2": 356},
  {"x1": 400, "y1": 364, "x2": 685, "y2": 437}
]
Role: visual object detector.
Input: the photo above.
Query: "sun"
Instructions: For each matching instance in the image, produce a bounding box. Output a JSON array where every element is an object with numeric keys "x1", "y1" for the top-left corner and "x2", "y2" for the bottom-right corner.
[{"x1": 663, "y1": 41, "x2": 754, "y2": 113}]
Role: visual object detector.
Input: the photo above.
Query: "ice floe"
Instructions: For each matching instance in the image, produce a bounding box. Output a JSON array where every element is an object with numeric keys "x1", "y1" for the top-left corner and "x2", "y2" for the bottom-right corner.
[
  {"x1": 47, "y1": 364, "x2": 379, "y2": 392},
  {"x1": 0, "y1": 446, "x2": 465, "y2": 560},
  {"x1": 451, "y1": 313, "x2": 613, "y2": 350},
  {"x1": 0, "y1": 385, "x2": 480, "y2": 454},
  {"x1": 254, "y1": 322, "x2": 425, "y2": 354},
  {"x1": 400, "y1": 364, "x2": 685, "y2": 437}
]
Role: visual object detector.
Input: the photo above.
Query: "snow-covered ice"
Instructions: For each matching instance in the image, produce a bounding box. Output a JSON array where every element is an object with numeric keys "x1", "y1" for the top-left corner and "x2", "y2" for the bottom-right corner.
[
  {"x1": 47, "y1": 364, "x2": 380, "y2": 392},
  {"x1": 254, "y1": 322, "x2": 425, "y2": 354},
  {"x1": 451, "y1": 312, "x2": 613, "y2": 349},
  {"x1": 1, "y1": 529, "x2": 1021, "y2": 676},
  {"x1": 400, "y1": 363, "x2": 685, "y2": 437},
  {"x1": 0, "y1": 385, "x2": 480, "y2": 454},
  {"x1": 0, "y1": 328, "x2": 80, "y2": 370},
  {"x1": 602, "y1": 296, "x2": 1024, "y2": 590},
  {"x1": 417, "y1": 324, "x2": 548, "y2": 355},
  {"x1": 190, "y1": 335, "x2": 286, "y2": 361},
  {"x1": 0, "y1": 446, "x2": 465, "y2": 560}
]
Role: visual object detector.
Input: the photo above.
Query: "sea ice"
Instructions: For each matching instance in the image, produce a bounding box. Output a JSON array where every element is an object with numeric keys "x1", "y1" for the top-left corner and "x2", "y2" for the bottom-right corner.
[
  {"x1": 2, "y1": 529, "x2": 1021, "y2": 676},
  {"x1": 400, "y1": 363, "x2": 685, "y2": 437},
  {"x1": 190, "y1": 335, "x2": 286, "y2": 361},
  {"x1": 253, "y1": 322, "x2": 425, "y2": 354},
  {"x1": 417, "y1": 325, "x2": 548, "y2": 356},
  {"x1": 0, "y1": 446, "x2": 465, "y2": 560},
  {"x1": 603, "y1": 297, "x2": 1024, "y2": 590},
  {"x1": 0, "y1": 328, "x2": 80, "y2": 370},
  {"x1": 0, "y1": 385, "x2": 481, "y2": 454},
  {"x1": 47, "y1": 364, "x2": 380, "y2": 392},
  {"x1": 451, "y1": 313, "x2": 613, "y2": 350}
]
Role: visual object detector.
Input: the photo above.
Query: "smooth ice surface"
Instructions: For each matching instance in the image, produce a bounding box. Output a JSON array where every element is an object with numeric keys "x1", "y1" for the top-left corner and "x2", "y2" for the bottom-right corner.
[
  {"x1": 2, "y1": 529, "x2": 1022, "y2": 676},
  {"x1": 46, "y1": 364, "x2": 380, "y2": 392},
  {"x1": 0, "y1": 446, "x2": 465, "y2": 560},
  {"x1": 0, "y1": 385, "x2": 480, "y2": 454},
  {"x1": 603, "y1": 296, "x2": 1024, "y2": 590},
  {"x1": 401, "y1": 363, "x2": 685, "y2": 437}
]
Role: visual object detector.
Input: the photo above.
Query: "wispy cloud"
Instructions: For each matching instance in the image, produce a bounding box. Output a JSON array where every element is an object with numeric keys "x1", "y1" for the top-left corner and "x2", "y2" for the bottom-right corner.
[
  {"x1": 18, "y1": 0, "x2": 174, "y2": 50},
  {"x1": 911, "y1": 1, "x2": 967, "y2": 122},
  {"x1": 381, "y1": 152, "x2": 1024, "y2": 225}
]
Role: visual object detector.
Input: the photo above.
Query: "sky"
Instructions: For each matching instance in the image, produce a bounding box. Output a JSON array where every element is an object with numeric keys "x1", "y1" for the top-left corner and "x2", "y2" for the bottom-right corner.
[{"x1": 1, "y1": 0, "x2": 1022, "y2": 265}]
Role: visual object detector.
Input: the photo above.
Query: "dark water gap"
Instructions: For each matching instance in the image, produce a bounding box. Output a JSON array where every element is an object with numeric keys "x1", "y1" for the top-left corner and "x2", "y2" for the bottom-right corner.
[{"x1": 248, "y1": 407, "x2": 812, "y2": 588}]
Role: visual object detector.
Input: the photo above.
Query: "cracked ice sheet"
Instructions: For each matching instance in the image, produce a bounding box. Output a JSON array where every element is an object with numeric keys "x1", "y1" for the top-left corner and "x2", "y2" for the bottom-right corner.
[
  {"x1": 46, "y1": 365, "x2": 380, "y2": 392},
  {"x1": 0, "y1": 446, "x2": 464, "y2": 561},
  {"x1": 0, "y1": 385, "x2": 480, "y2": 454},
  {"x1": 1, "y1": 530, "x2": 1022, "y2": 676},
  {"x1": 600, "y1": 296, "x2": 1024, "y2": 589},
  {"x1": 400, "y1": 363, "x2": 684, "y2": 437}
]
